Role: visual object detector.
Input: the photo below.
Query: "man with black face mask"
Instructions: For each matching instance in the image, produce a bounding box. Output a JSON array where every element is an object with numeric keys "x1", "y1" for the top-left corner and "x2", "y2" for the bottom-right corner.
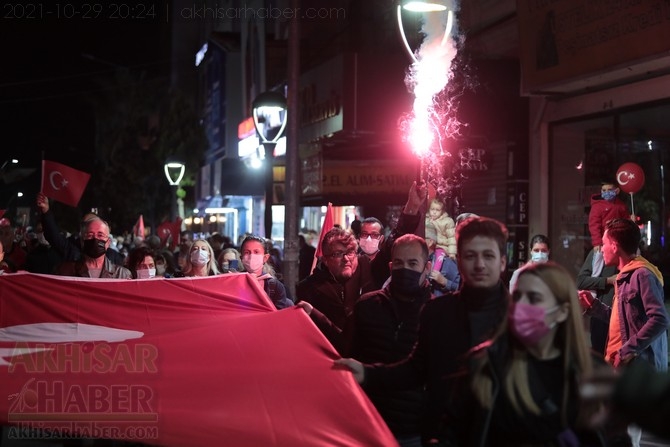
[
  {"x1": 345, "y1": 234, "x2": 431, "y2": 447},
  {"x1": 54, "y1": 217, "x2": 131, "y2": 279},
  {"x1": 337, "y1": 217, "x2": 510, "y2": 446},
  {"x1": 36, "y1": 192, "x2": 124, "y2": 266}
]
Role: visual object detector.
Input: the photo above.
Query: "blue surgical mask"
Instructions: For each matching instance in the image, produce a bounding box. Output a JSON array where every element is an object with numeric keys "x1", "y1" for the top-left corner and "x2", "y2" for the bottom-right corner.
[
  {"x1": 531, "y1": 251, "x2": 549, "y2": 263},
  {"x1": 601, "y1": 190, "x2": 617, "y2": 201}
]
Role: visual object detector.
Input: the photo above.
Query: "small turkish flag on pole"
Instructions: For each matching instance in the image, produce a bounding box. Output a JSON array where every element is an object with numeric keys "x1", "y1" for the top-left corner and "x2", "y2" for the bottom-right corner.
[
  {"x1": 41, "y1": 160, "x2": 91, "y2": 207},
  {"x1": 133, "y1": 215, "x2": 145, "y2": 241},
  {"x1": 311, "y1": 202, "x2": 334, "y2": 274}
]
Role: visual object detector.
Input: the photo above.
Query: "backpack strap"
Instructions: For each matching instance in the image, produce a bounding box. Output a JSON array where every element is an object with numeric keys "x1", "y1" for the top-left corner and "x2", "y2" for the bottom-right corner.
[{"x1": 265, "y1": 277, "x2": 277, "y2": 301}]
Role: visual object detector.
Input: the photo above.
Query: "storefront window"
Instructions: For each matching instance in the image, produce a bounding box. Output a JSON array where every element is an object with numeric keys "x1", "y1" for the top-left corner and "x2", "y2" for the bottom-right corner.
[{"x1": 550, "y1": 103, "x2": 670, "y2": 281}]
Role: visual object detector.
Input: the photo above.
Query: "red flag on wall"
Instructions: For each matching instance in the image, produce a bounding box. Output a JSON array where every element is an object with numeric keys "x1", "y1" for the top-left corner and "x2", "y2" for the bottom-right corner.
[
  {"x1": 41, "y1": 160, "x2": 91, "y2": 207},
  {"x1": 311, "y1": 202, "x2": 334, "y2": 274},
  {"x1": 0, "y1": 273, "x2": 395, "y2": 446}
]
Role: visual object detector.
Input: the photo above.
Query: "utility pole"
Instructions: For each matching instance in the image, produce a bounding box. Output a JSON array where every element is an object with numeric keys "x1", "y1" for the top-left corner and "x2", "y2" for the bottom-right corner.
[{"x1": 283, "y1": 0, "x2": 301, "y2": 297}]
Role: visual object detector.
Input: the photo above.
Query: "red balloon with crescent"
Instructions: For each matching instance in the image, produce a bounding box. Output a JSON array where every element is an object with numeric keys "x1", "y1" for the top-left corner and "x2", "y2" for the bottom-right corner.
[{"x1": 616, "y1": 162, "x2": 645, "y2": 194}]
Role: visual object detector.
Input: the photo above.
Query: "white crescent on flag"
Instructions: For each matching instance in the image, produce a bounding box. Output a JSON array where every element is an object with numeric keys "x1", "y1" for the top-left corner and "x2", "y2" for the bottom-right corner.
[
  {"x1": 49, "y1": 171, "x2": 64, "y2": 190},
  {"x1": 0, "y1": 322, "x2": 144, "y2": 343},
  {"x1": 0, "y1": 323, "x2": 144, "y2": 366}
]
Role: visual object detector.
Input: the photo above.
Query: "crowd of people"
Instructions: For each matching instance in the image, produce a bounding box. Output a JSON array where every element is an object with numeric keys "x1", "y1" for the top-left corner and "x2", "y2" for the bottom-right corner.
[
  {"x1": 0, "y1": 195, "x2": 314, "y2": 323},
  {"x1": 0, "y1": 192, "x2": 308, "y2": 290},
  {"x1": 0, "y1": 179, "x2": 668, "y2": 447}
]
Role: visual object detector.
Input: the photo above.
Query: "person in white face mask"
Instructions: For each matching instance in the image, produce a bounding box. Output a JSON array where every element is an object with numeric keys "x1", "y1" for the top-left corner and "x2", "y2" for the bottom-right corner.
[
  {"x1": 127, "y1": 246, "x2": 157, "y2": 279},
  {"x1": 240, "y1": 235, "x2": 293, "y2": 310},
  {"x1": 358, "y1": 217, "x2": 385, "y2": 260},
  {"x1": 182, "y1": 240, "x2": 219, "y2": 277},
  {"x1": 509, "y1": 234, "x2": 551, "y2": 293},
  {"x1": 153, "y1": 251, "x2": 176, "y2": 278}
]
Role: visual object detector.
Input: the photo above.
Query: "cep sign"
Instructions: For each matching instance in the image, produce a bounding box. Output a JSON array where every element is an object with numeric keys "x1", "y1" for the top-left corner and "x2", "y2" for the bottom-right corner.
[{"x1": 459, "y1": 148, "x2": 490, "y2": 172}]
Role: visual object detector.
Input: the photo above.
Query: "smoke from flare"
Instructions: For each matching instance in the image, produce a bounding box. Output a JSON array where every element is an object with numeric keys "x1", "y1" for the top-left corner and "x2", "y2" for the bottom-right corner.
[{"x1": 405, "y1": 3, "x2": 458, "y2": 158}]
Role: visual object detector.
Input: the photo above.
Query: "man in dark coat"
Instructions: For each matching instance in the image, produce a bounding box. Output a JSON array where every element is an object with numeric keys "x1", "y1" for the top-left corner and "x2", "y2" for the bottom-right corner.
[
  {"x1": 348, "y1": 234, "x2": 432, "y2": 446},
  {"x1": 337, "y1": 216, "x2": 510, "y2": 445},
  {"x1": 296, "y1": 227, "x2": 370, "y2": 351}
]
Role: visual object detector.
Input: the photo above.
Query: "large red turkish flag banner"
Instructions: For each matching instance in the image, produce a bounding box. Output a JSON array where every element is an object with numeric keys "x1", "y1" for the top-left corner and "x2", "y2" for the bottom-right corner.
[
  {"x1": 41, "y1": 160, "x2": 91, "y2": 208},
  {"x1": 0, "y1": 273, "x2": 396, "y2": 446}
]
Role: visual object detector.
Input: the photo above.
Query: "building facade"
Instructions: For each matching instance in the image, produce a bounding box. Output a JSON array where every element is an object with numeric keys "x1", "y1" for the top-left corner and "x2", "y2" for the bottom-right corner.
[{"x1": 186, "y1": 0, "x2": 670, "y2": 288}]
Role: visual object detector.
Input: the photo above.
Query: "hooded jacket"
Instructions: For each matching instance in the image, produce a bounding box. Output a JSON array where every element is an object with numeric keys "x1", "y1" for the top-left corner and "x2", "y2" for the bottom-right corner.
[
  {"x1": 588, "y1": 193, "x2": 629, "y2": 246},
  {"x1": 588, "y1": 256, "x2": 669, "y2": 371}
]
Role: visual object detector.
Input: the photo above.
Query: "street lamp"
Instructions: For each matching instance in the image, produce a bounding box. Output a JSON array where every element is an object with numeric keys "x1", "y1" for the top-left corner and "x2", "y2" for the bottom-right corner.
[
  {"x1": 401, "y1": 0, "x2": 448, "y2": 12},
  {"x1": 252, "y1": 91, "x2": 287, "y2": 239},
  {"x1": 164, "y1": 159, "x2": 185, "y2": 221},
  {"x1": 397, "y1": 0, "x2": 454, "y2": 63}
]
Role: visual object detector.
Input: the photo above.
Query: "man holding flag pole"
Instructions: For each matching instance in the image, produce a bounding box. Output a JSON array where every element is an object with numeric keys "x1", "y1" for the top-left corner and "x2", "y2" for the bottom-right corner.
[
  {"x1": 36, "y1": 160, "x2": 124, "y2": 267},
  {"x1": 296, "y1": 181, "x2": 428, "y2": 353}
]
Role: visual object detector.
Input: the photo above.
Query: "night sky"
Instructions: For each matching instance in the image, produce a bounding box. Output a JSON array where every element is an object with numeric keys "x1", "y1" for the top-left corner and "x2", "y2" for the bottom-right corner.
[{"x1": 0, "y1": 4, "x2": 170, "y2": 212}]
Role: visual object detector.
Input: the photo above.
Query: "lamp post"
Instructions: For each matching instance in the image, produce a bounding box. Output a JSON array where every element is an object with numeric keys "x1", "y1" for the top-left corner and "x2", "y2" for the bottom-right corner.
[
  {"x1": 283, "y1": 0, "x2": 300, "y2": 297},
  {"x1": 397, "y1": 0, "x2": 456, "y2": 187},
  {"x1": 396, "y1": 1, "x2": 454, "y2": 63},
  {"x1": 251, "y1": 91, "x2": 287, "y2": 239},
  {"x1": 164, "y1": 159, "x2": 185, "y2": 222}
]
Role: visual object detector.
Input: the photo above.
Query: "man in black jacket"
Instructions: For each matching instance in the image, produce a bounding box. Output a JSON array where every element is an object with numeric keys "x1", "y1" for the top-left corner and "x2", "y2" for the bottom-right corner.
[
  {"x1": 348, "y1": 234, "x2": 432, "y2": 446},
  {"x1": 36, "y1": 192, "x2": 125, "y2": 266},
  {"x1": 296, "y1": 227, "x2": 369, "y2": 351},
  {"x1": 337, "y1": 216, "x2": 510, "y2": 445},
  {"x1": 296, "y1": 181, "x2": 427, "y2": 351},
  {"x1": 577, "y1": 247, "x2": 618, "y2": 355}
]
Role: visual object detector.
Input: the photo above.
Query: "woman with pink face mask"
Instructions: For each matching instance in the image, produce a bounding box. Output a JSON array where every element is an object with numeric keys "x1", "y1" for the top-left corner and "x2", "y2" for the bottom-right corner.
[
  {"x1": 455, "y1": 263, "x2": 605, "y2": 446},
  {"x1": 240, "y1": 235, "x2": 293, "y2": 310}
]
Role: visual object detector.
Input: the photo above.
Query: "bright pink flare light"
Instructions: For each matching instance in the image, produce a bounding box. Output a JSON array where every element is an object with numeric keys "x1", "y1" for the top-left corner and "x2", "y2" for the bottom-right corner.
[{"x1": 402, "y1": 4, "x2": 458, "y2": 158}]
